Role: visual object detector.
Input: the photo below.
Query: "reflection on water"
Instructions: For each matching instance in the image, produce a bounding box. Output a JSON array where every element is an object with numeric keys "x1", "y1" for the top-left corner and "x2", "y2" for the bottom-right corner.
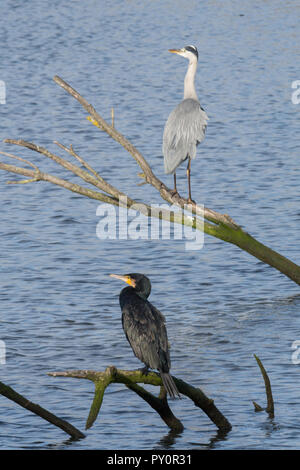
[
  {"x1": 157, "y1": 429, "x2": 184, "y2": 449},
  {"x1": 1, "y1": 0, "x2": 300, "y2": 450}
]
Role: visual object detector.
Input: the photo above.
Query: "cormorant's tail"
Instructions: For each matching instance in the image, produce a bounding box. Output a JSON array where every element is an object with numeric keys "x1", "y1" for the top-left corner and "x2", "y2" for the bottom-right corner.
[{"x1": 160, "y1": 371, "x2": 181, "y2": 399}]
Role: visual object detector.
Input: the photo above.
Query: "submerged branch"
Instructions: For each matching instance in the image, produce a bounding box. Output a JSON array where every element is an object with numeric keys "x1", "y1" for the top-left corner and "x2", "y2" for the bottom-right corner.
[
  {"x1": 48, "y1": 367, "x2": 232, "y2": 432},
  {"x1": 0, "y1": 379, "x2": 85, "y2": 439},
  {"x1": 253, "y1": 354, "x2": 274, "y2": 418}
]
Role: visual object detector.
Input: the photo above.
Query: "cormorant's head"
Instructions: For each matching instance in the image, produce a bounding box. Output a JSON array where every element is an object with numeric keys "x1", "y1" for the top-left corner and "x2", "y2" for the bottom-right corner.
[
  {"x1": 168, "y1": 45, "x2": 198, "y2": 62},
  {"x1": 109, "y1": 273, "x2": 151, "y2": 298}
]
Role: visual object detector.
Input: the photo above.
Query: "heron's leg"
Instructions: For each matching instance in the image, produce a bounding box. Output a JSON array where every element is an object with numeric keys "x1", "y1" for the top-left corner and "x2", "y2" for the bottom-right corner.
[
  {"x1": 174, "y1": 173, "x2": 177, "y2": 193},
  {"x1": 187, "y1": 158, "x2": 195, "y2": 204},
  {"x1": 170, "y1": 173, "x2": 178, "y2": 197}
]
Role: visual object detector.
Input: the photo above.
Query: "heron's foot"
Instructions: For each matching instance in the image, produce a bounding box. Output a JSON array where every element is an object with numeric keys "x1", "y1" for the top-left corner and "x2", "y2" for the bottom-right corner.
[
  {"x1": 139, "y1": 366, "x2": 149, "y2": 376},
  {"x1": 170, "y1": 189, "x2": 179, "y2": 198},
  {"x1": 187, "y1": 197, "x2": 196, "y2": 205}
]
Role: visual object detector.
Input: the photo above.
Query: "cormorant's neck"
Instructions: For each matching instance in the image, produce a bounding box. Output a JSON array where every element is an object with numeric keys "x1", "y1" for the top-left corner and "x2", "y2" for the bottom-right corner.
[
  {"x1": 135, "y1": 285, "x2": 151, "y2": 300},
  {"x1": 136, "y1": 291, "x2": 149, "y2": 300},
  {"x1": 184, "y1": 59, "x2": 198, "y2": 101},
  {"x1": 121, "y1": 286, "x2": 150, "y2": 301}
]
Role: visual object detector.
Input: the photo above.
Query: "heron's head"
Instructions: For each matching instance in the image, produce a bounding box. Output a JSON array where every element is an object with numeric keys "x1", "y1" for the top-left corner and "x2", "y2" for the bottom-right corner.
[
  {"x1": 109, "y1": 273, "x2": 151, "y2": 298},
  {"x1": 169, "y1": 45, "x2": 198, "y2": 62}
]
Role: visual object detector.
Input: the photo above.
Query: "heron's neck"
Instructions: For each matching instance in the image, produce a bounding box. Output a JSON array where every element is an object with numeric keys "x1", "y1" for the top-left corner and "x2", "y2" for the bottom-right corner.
[{"x1": 184, "y1": 60, "x2": 198, "y2": 100}]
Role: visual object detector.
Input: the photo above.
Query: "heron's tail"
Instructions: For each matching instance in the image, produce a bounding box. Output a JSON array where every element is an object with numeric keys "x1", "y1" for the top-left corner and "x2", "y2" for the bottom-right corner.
[{"x1": 160, "y1": 371, "x2": 181, "y2": 399}]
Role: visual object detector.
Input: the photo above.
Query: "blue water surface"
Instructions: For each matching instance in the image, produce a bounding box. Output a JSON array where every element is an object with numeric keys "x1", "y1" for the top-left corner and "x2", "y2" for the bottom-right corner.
[{"x1": 0, "y1": 0, "x2": 300, "y2": 450}]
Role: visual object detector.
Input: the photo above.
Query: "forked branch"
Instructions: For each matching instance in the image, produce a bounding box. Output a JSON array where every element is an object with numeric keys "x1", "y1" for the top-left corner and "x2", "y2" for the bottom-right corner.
[
  {"x1": 0, "y1": 76, "x2": 300, "y2": 285},
  {"x1": 48, "y1": 367, "x2": 232, "y2": 432}
]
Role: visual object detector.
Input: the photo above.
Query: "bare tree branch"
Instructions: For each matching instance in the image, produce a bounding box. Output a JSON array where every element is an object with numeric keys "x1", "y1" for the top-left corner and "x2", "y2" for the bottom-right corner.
[
  {"x1": 0, "y1": 379, "x2": 85, "y2": 439},
  {"x1": 48, "y1": 367, "x2": 232, "y2": 432},
  {"x1": 1, "y1": 75, "x2": 300, "y2": 285},
  {"x1": 53, "y1": 75, "x2": 238, "y2": 229},
  {"x1": 0, "y1": 150, "x2": 206, "y2": 230},
  {"x1": 253, "y1": 354, "x2": 274, "y2": 418}
]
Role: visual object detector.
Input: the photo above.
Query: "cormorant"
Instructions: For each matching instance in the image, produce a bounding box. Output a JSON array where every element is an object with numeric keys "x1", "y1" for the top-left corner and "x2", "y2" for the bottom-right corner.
[{"x1": 110, "y1": 273, "x2": 180, "y2": 399}]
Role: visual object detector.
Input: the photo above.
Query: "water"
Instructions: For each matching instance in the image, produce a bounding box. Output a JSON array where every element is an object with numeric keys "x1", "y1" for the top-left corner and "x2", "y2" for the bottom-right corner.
[{"x1": 0, "y1": 0, "x2": 300, "y2": 450}]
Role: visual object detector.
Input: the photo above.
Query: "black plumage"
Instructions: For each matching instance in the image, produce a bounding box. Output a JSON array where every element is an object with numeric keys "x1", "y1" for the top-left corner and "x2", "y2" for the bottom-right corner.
[{"x1": 110, "y1": 273, "x2": 180, "y2": 399}]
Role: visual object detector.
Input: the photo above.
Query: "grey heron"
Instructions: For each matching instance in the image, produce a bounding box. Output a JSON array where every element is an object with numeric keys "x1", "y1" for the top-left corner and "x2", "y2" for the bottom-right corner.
[
  {"x1": 163, "y1": 45, "x2": 208, "y2": 203},
  {"x1": 110, "y1": 273, "x2": 180, "y2": 399}
]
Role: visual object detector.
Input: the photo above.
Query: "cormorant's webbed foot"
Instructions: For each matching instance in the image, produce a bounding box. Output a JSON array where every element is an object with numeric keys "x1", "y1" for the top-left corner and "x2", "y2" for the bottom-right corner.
[{"x1": 139, "y1": 366, "x2": 149, "y2": 376}]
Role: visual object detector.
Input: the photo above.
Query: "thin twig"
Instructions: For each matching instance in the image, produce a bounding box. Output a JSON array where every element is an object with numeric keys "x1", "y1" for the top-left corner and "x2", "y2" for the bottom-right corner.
[
  {"x1": 111, "y1": 107, "x2": 114, "y2": 128},
  {"x1": 54, "y1": 140, "x2": 110, "y2": 185},
  {"x1": 0, "y1": 157, "x2": 207, "y2": 231},
  {"x1": 0, "y1": 150, "x2": 41, "y2": 184},
  {"x1": 4, "y1": 138, "x2": 126, "y2": 200},
  {"x1": 0, "y1": 160, "x2": 120, "y2": 204}
]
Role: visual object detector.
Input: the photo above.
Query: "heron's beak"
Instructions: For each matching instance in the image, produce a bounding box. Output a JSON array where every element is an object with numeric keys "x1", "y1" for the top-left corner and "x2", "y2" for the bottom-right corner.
[
  {"x1": 109, "y1": 274, "x2": 136, "y2": 287},
  {"x1": 168, "y1": 48, "x2": 184, "y2": 55}
]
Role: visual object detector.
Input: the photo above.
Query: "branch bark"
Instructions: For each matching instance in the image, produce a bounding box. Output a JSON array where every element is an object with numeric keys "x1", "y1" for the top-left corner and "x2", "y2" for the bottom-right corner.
[
  {"x1": 253, "y1": 354, "x2": 274, "y2": 418},
  {"x1": 0, "y1": 379, "x2": 85, "y2": 439},
  {"x1": 0, "y1": 75, "x2": 299, "y2": 285},
  {"x1": 48, "y1": 367, "x2": 232, "y2": 432}
]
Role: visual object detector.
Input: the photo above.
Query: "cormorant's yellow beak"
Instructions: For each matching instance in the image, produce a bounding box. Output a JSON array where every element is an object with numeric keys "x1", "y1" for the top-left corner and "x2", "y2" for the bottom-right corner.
[{"x1": 109, "y1": 274, "x2": 136, "y2": 287}]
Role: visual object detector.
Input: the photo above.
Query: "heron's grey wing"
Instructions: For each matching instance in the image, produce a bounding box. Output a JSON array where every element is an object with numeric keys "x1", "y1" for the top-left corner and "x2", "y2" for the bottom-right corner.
[
  {"x1": 163, "y1": 98, "x2": 208, "y2": 174},
  {"x1": 122, "y1": 298, "x2": 170, "y2": 371}
]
